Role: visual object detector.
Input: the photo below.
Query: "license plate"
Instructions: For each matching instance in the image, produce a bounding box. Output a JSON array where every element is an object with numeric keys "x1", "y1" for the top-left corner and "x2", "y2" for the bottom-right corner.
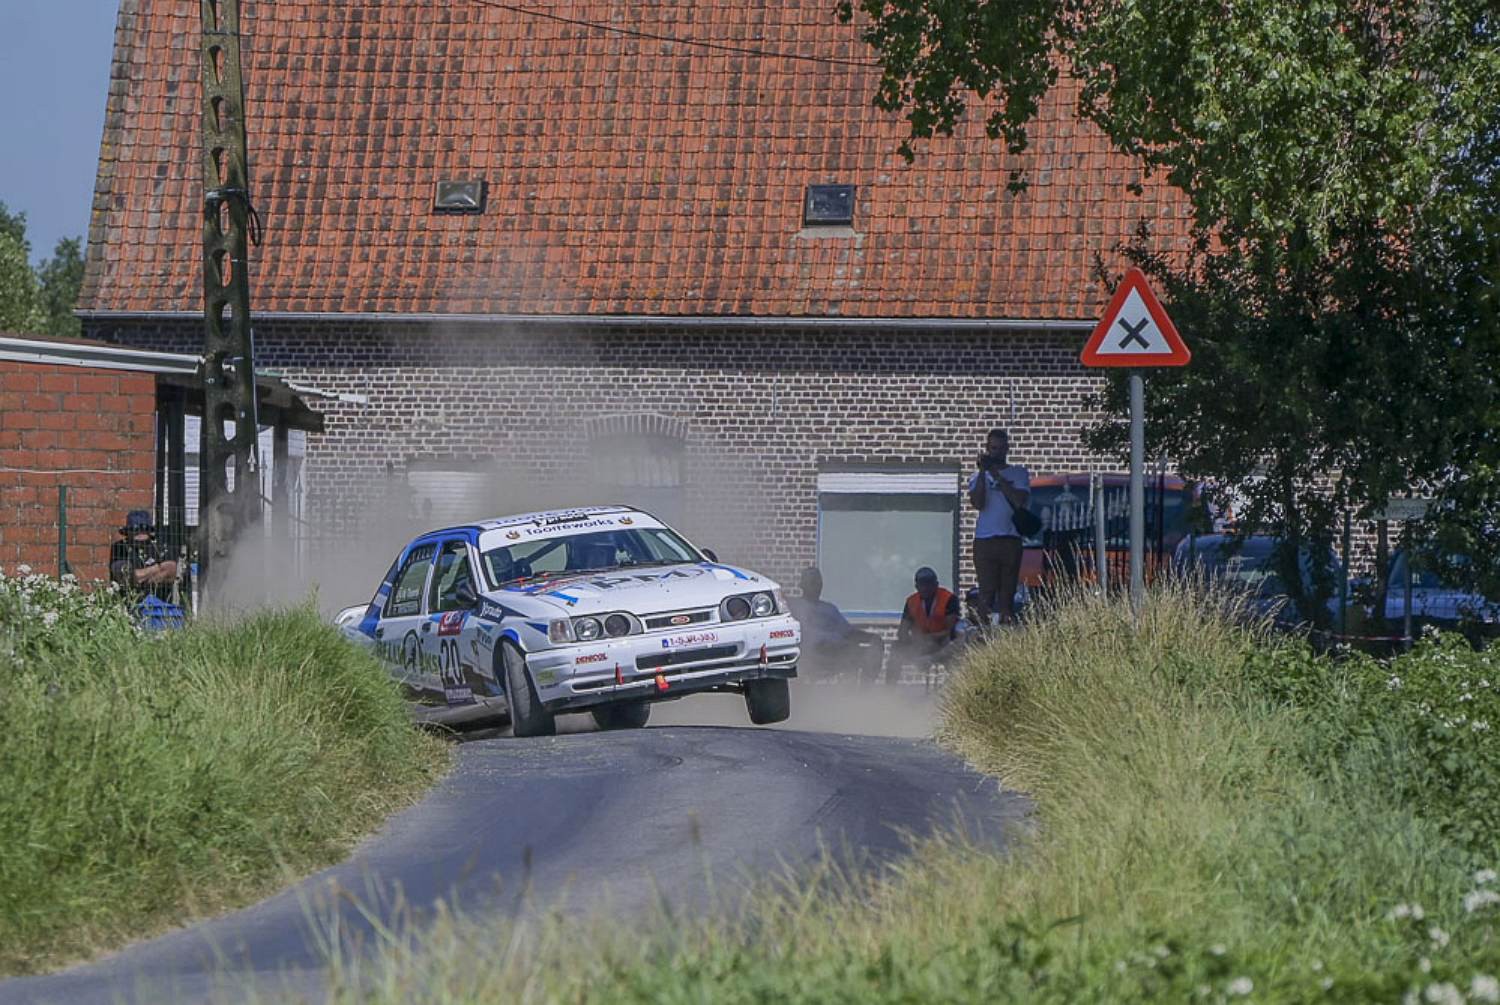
[{"x1": 661, "y1": 631, "x2": 719, "y2": 649}]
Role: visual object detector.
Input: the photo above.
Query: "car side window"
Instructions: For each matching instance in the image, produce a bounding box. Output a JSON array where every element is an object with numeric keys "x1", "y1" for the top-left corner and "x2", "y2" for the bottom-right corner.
[
  {"x1": 386, "y1": 543, "x2": 436, "y2": 618},
  {"x1": 430, "y1": 540, "x2": 475, "y2": 613}
]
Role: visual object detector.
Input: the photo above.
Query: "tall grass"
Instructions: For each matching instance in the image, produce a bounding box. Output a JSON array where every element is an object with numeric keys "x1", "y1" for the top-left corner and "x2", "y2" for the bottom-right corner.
[
  {"x1": 0, "y1": 577, "x2": 445, "y2": 976},
  {"x1": 322, "y1": 579, "x2": 1500, "y2": 1003}
]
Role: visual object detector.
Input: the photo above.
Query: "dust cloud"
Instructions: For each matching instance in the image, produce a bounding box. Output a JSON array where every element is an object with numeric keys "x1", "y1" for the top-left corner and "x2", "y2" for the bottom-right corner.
[
  {"x1": 647, "y1": 679, "x2": 939, "y2": 739},
  {"x1": 202, "y1": 411, "x2": 938, "y2": 740}
]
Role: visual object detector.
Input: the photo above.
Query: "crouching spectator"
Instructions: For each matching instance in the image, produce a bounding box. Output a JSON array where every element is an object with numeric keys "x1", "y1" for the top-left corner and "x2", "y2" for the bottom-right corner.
[
  {"x1": 893, "y1": 566, "x2": 960, "y2": 675},
  {"x1": 787, "y1": 567, "x2": 886, "y2": 684}
]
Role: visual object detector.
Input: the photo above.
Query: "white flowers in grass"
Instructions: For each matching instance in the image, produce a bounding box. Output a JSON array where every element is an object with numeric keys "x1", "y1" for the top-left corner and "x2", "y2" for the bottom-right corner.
[
  {"x1": 1424, "y1": 983, "x2": 1464, "y2": 1005},
  {"x1": 1225, "y1": 976, "x2": 1254, "y2": 996},
  {"x1": 1464, "y1": 889, "x2": 1500, "y2": 914},
  {"x1": 1475, "y1": 869, "x2": 1497, "y2": 886},
  {"x1": 1390, "y1": 903, "x2": 1428, "y2": 921},
  {"x1": 1472, "y1": 974, "x2": 1500, "y2": 1004},
  {"x1": 1429, "y1": 926, "x2": 1450, "y2": 949},
  {"x1": 1389, "y1": 675, "x2": 1404, "y2": 690}
]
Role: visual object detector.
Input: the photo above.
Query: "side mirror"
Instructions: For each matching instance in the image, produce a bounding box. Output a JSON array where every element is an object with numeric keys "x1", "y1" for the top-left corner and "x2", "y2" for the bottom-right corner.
[
  {"x1": 454, "y1": 582, "x2": 478, "y2": 608},
  {"x1": 702, "y1": 548, "x2": 719, "y2": 563}
]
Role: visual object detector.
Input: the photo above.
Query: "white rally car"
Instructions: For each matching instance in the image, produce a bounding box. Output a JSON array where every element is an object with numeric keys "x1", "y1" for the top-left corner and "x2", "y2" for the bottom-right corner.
[{"x1": 335, "y1": 506, "x2": 800, "y2": 735}]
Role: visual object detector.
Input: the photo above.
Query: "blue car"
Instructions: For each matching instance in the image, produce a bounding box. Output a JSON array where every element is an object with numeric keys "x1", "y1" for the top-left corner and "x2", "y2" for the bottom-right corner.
[
  {"x1": 1173, "y1": 534, "x2": 1344, "y2": 628},
  {"x1": 1381, "y1": 549, "x2": 1499, "y2": 641}
]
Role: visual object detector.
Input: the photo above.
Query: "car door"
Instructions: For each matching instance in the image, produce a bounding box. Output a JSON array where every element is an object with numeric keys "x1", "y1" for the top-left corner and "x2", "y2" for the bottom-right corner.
[
  {"x1": 376, "y1": 541, "x2": 443, "y2": 703},
  {"x1": 427, "y1": 536, "x2": 490, "y2": 706}
]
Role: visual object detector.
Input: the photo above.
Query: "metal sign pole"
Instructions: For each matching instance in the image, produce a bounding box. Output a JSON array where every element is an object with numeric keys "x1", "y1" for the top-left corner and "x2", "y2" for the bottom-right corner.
[
  {"x1": 1129, "y1": 372, "x2": 1145, "y2": 616},
  {"x1": 1402, "y1": 521, "x2": 1414, "y2": 651},
  {"x1": 1092, "y1": 472, "x2": 1108, "y2": 594}
]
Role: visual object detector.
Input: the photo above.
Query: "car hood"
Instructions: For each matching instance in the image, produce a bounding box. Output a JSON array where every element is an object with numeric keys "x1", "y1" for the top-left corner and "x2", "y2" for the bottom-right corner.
[{"x1": 487, "y1": 562, "x2": 777, "y2": 617}]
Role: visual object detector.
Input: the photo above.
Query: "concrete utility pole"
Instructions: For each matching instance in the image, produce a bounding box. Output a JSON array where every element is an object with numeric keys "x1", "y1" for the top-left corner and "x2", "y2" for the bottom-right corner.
[{"x1": 199, "y1": 0, "x2": 261, "y2": 602}]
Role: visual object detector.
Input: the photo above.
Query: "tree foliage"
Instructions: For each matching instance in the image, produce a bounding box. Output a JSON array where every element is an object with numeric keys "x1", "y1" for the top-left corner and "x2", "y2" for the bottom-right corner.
[
  {"x1": 0, "y1": 201, "x2": 84, "y2": 339},
  {"x1": 840, "y1": 0, "x2": 1500, "y2": 616}
]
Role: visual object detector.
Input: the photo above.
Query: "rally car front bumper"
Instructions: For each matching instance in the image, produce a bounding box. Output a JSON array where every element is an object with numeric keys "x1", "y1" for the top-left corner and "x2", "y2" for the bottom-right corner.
[{"x1": 525, "y1": 615, "x2": 801, "y2": 712}]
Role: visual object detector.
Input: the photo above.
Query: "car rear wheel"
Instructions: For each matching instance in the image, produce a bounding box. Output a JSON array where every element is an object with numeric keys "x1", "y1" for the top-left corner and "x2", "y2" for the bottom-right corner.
[
  {"x1": 591, "y1": 702, "x2": 651, "y2": 730},
  {"x1": 745, "y1": 677, "x2": 791, "y2": 725},
  {"x1": 501, "y1": 642, "x2": 556, "y2": 738}
]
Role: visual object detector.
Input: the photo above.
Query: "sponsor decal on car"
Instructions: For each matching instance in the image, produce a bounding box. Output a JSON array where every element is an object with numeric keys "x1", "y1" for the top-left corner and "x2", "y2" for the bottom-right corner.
[
  {"x1": 769, "y1": 629, "x2": 796, "y2": 640},
  {"x1": 575, "y1": 652, "x2": 608, "y2": 664},
  {"x1": 477, "y1": 600, "x2": 511, "y2": 623},
  {"x1": 662, "y1": 631, "x2": 719, "y2": 649},
  {"x1": 670, "y1": 614, "x2": 692, "y2": 626},
  {"x1": 535, "y1": 669, "x2": 559, "y2": 685},
  {"x1": 437, "y1": 610, "x2": 468, "y2": 637}
]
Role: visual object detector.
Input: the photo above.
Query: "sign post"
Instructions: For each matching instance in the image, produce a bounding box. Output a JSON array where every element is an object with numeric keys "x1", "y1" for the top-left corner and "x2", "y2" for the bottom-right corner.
[
  {"x1": 1378, "y1": 497, "x2": 1432, "y2": 650},
  {"x1": 1080, "y1": 267, "x2": 1191, "y2": 616}
]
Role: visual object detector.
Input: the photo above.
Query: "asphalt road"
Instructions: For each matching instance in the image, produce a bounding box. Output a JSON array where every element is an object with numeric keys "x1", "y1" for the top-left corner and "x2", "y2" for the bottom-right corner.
[{"x1": 0, "y1": 714, "x2": 1026, "y2": 1005}]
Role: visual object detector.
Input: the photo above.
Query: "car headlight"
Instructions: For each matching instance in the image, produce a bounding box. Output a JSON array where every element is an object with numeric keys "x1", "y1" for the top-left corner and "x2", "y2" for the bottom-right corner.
[
  {"x1": 604, "y1": 613, "x2": 632, "y2": 638},
  {"x1": 574, "y1": 617, "x2": 603, "y2": 642},
  {"x1": 548, "y1": 618, "x2": 576, "y2": 643},
  {"x1": 724, "y1": 596, "x2": 751, "y2": 620},
  {"x1": 751, "y1": 592, "x2": 775, "y2": 618}
]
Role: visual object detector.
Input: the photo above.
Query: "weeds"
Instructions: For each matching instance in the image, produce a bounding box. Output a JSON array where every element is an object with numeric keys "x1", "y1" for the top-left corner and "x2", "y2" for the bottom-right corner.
[
  {"x1": 318, "y1": 578, "x2": 1500, "y2": 1003},
  {"x1": 0, "y1": 568, "x2": 445, "y2": 975}
]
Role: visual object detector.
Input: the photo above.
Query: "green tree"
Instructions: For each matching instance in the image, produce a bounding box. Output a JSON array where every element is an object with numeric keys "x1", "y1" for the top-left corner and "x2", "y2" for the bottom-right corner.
[
  {"x1": 36, "y1": 237, "x2": 84, "y2": 340},
  {"x1": 839, "y1": 0, "x2": 1500, "y2": 619},
  {"x1": 0, "y1": 201, "x2": 44, "y2": 335}
]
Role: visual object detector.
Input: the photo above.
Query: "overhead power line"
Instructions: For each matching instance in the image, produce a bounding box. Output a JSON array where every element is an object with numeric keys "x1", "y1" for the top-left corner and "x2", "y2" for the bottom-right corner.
[{"x1": 467, "y1": 0, "x2": 881, "y2": 67}]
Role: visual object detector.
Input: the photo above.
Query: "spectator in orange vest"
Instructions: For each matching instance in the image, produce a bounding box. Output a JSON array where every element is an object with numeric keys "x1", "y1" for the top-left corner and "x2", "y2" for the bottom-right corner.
[{"x1": 894, "y1": 566, "x2": 960, "y2": 670}]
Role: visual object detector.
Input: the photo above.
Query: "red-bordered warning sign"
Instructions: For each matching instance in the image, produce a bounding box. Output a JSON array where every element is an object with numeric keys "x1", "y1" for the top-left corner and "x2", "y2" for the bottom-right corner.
[{"x1": 1080, "y1": 267, "x2": 1191, "y2": 368}]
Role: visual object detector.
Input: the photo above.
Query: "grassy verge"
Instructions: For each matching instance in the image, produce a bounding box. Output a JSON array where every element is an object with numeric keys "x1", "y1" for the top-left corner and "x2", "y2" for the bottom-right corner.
[
  {"x1": 330, "y1": 580, "x2": 1500, "y2": 1003},
  {"x1": 0, "y1": 570, "x2": 446, "y2": 976}
]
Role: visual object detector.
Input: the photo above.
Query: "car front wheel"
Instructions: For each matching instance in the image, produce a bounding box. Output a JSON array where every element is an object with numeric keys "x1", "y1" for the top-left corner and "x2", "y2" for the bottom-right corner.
[
  {"x1": 745, "y1": 677, "x2": 791, "y2": 725},
  {"x1": 501, "y1": 642, "x2": 556, "y2": 738},
  {"x1": 591, "y1": 702, "x2": 651, "y2": 730}
]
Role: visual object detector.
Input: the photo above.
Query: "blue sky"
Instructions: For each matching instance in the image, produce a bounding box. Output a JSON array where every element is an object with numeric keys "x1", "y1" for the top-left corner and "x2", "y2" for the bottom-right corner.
[{"x1": 0, "y1": 1, "x2": 120, "y2": 265}]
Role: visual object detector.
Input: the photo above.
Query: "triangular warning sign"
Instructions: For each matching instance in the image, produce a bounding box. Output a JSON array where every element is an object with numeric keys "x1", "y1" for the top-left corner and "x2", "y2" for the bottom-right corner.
[{"x1": 1080, "y1": 267, "x2": 1191, "y2": 368}]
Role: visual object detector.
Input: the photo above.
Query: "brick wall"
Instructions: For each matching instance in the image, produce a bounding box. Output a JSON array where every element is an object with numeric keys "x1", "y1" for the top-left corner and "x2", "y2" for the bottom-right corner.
[
  {"x1": 91, "y1": 318, "x2": 1114, "y2": 594},
  {"x1": 0, "y1": 361, "x2": 157, "y2": 581}
]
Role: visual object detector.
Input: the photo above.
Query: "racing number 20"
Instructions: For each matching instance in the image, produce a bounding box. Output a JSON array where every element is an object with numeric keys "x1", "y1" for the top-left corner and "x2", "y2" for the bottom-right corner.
[{"x1": 439, "y1": 638, "x2": 463, "y2": 682}]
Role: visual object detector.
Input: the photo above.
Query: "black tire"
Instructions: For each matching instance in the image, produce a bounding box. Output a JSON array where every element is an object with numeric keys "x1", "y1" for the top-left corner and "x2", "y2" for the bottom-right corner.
[
  {"x1": 590, "y1": 702, "x2": 651, "y2": 730},
  {"x1": 745, "y1": 677, "x2": 791, "y2": 725},
  {"x1": 501, "y1": 642, "x2": 556, "y2": 738}
]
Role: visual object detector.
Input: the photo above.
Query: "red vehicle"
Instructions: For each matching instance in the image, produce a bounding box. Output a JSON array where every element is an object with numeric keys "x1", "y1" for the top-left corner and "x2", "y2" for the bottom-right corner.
[{"x1": 1018, "y1": 473, "x2": 1203, "y2": 589}]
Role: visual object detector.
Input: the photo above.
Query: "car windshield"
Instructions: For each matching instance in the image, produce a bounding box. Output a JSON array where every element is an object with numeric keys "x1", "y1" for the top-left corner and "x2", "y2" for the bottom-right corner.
[
  {"x1": 481, "y1": 527, "x2": 702, "y2": 587},
  {"x1": 1393, "y1": 550, "x2": 1474, "y2": 591},
  {"x1": 1183, "y1": 537, "x2": 1339, "y2": 595}
]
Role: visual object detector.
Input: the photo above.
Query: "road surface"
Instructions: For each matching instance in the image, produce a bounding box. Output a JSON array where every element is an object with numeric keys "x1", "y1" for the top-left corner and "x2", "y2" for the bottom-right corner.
[{"x1": 1, "y1": 714, "x2": 1025, "y2": 1004}]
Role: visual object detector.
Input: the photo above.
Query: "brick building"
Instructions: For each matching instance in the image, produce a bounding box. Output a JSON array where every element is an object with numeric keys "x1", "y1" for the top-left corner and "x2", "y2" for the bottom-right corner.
[
  {"x1": 0, "y1": 338, "x2": 158, "y2": 581},
  {"x1": 0, "y1": 334, "x2": 323, "y2": 591},
  {"x1": 77, "y1": 0, "x2": 1191, "y2": 615}
]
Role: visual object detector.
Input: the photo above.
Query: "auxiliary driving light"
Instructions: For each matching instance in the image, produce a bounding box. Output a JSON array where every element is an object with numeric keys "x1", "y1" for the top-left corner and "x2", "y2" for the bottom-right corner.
[
  {"x1": 604, "y1": 613, "x2": 631, "y2": 637},
  {"x1": 725, "y1": 596, "x2": 752, "y2": 620},
  {"x1": 574, "y1": 617, "x2": 603, "y2": 641},
  {"x1": 750, "y1": 593, "x2": 775, "y2": 618}
]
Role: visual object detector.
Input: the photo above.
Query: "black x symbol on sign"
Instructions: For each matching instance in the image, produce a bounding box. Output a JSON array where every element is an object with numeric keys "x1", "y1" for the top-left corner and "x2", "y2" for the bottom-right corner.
[{"x1": 1116, "y1": 316, "x2": 1150, "y2": 349}]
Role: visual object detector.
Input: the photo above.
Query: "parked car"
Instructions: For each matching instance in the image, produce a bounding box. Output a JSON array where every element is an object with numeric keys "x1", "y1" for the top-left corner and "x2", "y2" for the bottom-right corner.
[
  {"x1": 335, "y1": 506, "x2": 800, "y2": 736},
  {"x1": 1380, "y1": 549, "x2": 1500, "y2": 641},
  {"x1": 1172, "y1": 533, "x2": 1343, "y2": 628}
]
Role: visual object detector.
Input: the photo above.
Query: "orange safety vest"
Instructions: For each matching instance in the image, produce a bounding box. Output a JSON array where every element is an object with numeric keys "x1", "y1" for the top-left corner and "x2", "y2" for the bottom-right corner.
[{"x1": 905, "y1": 588, "x2": 955, "y2": 638}]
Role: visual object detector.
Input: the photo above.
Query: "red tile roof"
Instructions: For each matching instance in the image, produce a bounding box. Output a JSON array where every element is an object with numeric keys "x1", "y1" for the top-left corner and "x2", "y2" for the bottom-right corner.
[{"x1": 80, "y1": 0, "x2": 1190, "y2": 320}]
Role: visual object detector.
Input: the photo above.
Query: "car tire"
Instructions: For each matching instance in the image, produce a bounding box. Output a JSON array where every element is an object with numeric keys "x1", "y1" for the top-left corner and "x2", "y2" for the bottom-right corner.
[
  {"x1": 745, "y1": 677, "x2": 791, "y2": 725},
  {"x1": 591, "y1": 702, "x2": 651, "y2": 731},
  {"x1": 501, "y1": 642, "x2": 556, "y2": 738}
]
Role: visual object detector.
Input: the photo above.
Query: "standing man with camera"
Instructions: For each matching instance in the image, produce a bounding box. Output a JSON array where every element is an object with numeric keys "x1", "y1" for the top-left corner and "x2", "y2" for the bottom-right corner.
[{"x1": 968, "y1": 428, "x2": 1031, "y2": 627}]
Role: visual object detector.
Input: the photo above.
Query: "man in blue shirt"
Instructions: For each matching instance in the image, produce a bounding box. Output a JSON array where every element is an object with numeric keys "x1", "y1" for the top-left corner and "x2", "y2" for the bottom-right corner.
[
  {"x1": 967, "y1": 428, "x2": 1031, "y2": 626},
  {"x1": 787, "y1": 567, "x2": 886, "y2": 683}
]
